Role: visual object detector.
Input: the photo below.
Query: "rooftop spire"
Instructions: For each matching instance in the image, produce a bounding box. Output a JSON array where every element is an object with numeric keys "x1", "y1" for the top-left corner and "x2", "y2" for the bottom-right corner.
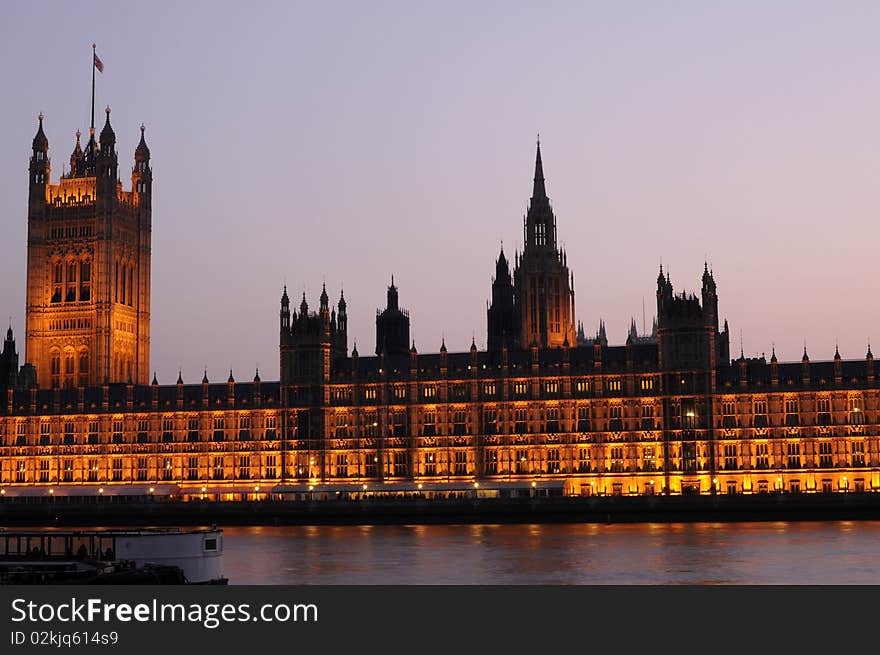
[{"x1": 532, "y1": 136, "x2": 546, "y2": 199}]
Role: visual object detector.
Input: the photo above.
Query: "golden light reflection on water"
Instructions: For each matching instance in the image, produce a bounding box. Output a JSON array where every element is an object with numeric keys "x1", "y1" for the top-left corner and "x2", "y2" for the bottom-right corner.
[{"x1": 218, "y1": 521, "x2": 880, "y2": 585}]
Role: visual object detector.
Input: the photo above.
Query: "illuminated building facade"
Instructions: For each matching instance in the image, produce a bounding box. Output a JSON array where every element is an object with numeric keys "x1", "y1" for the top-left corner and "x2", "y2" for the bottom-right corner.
[
  {"x1": 25, "y1": 111, "x2": 152, "y2": 390},
  {"x1": 1, "y1": 129, "x2": 878, "y2": 499}
]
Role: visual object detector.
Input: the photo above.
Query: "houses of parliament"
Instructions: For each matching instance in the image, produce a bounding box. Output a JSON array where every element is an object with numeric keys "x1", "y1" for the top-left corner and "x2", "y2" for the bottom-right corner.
[{"x1": 2, "y1": 100, "x2": 879, "y2": 501}]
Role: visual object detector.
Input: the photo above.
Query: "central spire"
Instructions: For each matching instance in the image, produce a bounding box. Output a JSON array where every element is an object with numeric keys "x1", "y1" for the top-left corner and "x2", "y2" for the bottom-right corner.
[{"x1": 532, "y1": 136, "x2": 546, "y2": 199}]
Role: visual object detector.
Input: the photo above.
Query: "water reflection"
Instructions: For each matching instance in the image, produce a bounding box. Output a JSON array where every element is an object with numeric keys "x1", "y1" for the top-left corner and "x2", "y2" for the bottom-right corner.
[{"x1": 220, "y1": 521, "x2": 880, "y2": 585}]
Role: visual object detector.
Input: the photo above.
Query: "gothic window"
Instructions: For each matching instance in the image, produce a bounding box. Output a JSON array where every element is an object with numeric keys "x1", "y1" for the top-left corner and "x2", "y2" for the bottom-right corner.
[
  {"x1": 162, "y1": 457, "x2": 174, "y2": 480},
  {"x1": 239, "y1": 455, "x2": 251, "y2": 480},
  {"x1": 136, "y1": 457, "x2": 148, "y2": 481},
  {"x1": 52, "y1": 261, "x2": 63, "y2": 303},
  {"x1": 515, "y1": 449, "x2": 529, "y2": 474},
  {"x1": 61, "y1": 459, "x2": 73, "y2": 482},
  {"x1": 78, "y1": 349, "x2": 89, "y2": 386},
  {"x1": 453, "y1": 450, "x2": 467, "y2": 476},
  {"x1": 79, "y1": 260, "x2": 91, "y2": 301},
  {"x1": 422, "y1": 385, "x2": 436, "y2": 400},
  {"x1": 546, "y1": 407, "x2": 559, "y2": 432},
  {"x1": 65, "y1": 261, "x2": 77, "y2": 302},
  {"x1": 785, "y1": 398, "x2": 799, "y2": 426},
  {"x1": 643, "y1": 446, "x2": 657, "y2": 471},
  {"x1": 755, "y1": 443, "x2": 769, "y2": 469},
  {"x1": 453, "y1": 410, "x2": 467, "y2": 435},
  {"x1": 641, "y1": 403, "x2": 655, "y2": 430},
  {"x1": 849, "y1": 396, "x2": 864, "y2": 425},
  {"x1": 393, "y1": 451, "x2": 408, "y2": 477},
  {"x1": 162, "y1": 418, "x2": 174, "y2": 443},
  {"x1": 786, "y1": 442, "x2": 801, "y2": 469},
  {"x1": 483, "y1": 409, "x2": 497, "y2": 435},
  {"x1": 50, "y1": 350, "x2": 61, "y2": 388},
  {"x1": 424, "y1": 452, "x2": 436, "y2": 476},
  {"x1": 128, "y1": 265, "x2": 135, "y2": 306},
  {"x1": 724, "y1": 444, "x2": 738, "y2": 470},
  {"x1": 423, "y1": 411, "x2": 436, "y2": 436},
  {"x1": 213, "y1": 456, "x2": 224, "y2": 480},
  {"x1": 852, "y1": 441, "x2": 866, "y2": 467},
  {"x1": 753, "y1": 399, "x2": 768, "y2": 427},
  {"x1": 546, "y1": 448, "x2": 560, "y2": 474},
  {"x1": 63, "y1": 349, "x2": 75, "y2": 388},
  {"x1": 514, "y1": 408, "x2": 528, "y2": 434},
  {"x1": 578, "y1": 448, "x2": 591, "y2": 473},
  {"x1": 114, "y1": 260, "x2": 119, "y2": 303},
  {"x1": 577, "y1": 406, "x2": 591, "y2": 432},
  {"x1": 484, "y1": 449, "x2": 498, "y2": 475},
  {"x1": 610, "y1": 446, "x2": 625, "y2": 472},
  {"x1": 334, "y1": 453, "x2": 348, "y2": 478}
]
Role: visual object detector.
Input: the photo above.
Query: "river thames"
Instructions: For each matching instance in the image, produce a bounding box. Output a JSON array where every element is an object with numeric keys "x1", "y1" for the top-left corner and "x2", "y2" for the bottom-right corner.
[{"x1": 220, "y1": 520, "x2": 880, "y2": 584}]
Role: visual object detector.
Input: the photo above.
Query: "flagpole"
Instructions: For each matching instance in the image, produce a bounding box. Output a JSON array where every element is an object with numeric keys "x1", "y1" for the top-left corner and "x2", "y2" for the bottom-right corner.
[{"x1": 91, "y1": 43, "x2": 96, "y2": 131}]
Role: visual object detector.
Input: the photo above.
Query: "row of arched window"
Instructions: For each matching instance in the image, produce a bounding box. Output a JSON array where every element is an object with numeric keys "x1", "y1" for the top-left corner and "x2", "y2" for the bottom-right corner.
[
  {"x1": 51, "y1": 258, "x2": 91, "y2": 303},
  {"x1": 115, "y1": 259, "x2": 135, "y2": 306},
  {"x1": 50, "y1": 348, "x2": 89, "y2": 389}
]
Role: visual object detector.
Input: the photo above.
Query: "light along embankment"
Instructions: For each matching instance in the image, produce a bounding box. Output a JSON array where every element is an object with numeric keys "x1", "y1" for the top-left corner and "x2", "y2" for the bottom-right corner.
[{"x1": 4, "y1": 493, "x2": 880, "y2": 526}]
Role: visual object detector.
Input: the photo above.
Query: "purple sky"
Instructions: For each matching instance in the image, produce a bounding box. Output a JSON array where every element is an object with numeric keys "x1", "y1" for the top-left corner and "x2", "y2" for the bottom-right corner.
[{"x1": 2, "y1": 2, "x2": 880, "y2": 382}]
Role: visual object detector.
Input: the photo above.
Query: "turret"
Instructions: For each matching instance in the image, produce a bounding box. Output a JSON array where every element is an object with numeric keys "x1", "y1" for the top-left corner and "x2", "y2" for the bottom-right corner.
[
  {"x1": 375, "y1": 277, "x2": 410, "y2": 355},
  {"x1": 69, "y1": 130, "x2": 83, "y2": 177},
  {"x1": 834, "y1": 345, "x2": 842, "y2": 383},
  {"x1": 132, "y1": 124, "x2": 152, "y2": 207},
  {"x1": 95, "y1": 107, "x2": 117, "y2": 210},
  {"x1": 29, "y1": 113, "x2": 50, "y2": 209},
  {"x1": 867, "y1": 344, "x2": 874, "y2": 382},
  {"x1": 801, "y1": 347, "x2": 810, "y2": 384},
  {"x1": 280, "y1": 286, "x2": 290, "y2": 333}
]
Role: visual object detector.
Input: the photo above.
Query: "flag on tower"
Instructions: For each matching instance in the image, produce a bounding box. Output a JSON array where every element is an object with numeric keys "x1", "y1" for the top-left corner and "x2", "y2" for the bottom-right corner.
[{"x1": 93, "y1": 51, "x2": 104, "y2": 73}]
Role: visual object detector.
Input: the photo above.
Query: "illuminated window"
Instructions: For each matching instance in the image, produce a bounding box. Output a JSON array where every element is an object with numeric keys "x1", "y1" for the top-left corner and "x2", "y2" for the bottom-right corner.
[
  {"x1": 640, "y1": 377, "x2": 653, "y2": 392},
  {"x1": 578, "y1": 448, "x2": 591, "y2": 473},
  {"x1": 607, "y1": 379, "x2": 621, "y2": 392},
  {"x1": 162, "y1": 457, "x2": 174, "y2": 481},
  {"x1": 112, "y1": 420, "x2": 124, "y2": 444},
  {"x1": 453, "y1": 450, "x2": 467, "y2": 476},
  {"x1": 422, "y1": 385, "x2": 436, "y2": 400},
  {"x1": 642, "y1": 446, "x2": 656, "y2": 471},
  {"x1": 393, "y1": 451, "x2": 408, "y2": 477},
  {"x1": 784, "y1": 398, "x2": 799, "y2": 427},
  {"x1": 66, "y1": 261, "x2": 77, "y2": 302},
  {"x1": 239, "y1": 455, "x2": 251, "y2": 480},
  {"x1": 213, "y1": 456, "x2": 224, "y2": 480},
  {"x1": 577, "y1": 406, "x2": 590, "y2": 432},
  {"x1": 111, "y1": 459, "x2": 123, "y2": 482},
  {"x1": 483, "y1": 409, "x2": 497, "y2": 435},
  {"x1": 424, "y1": 452, "x2": 436, "y2": 476},
  {"x1": 610, "y1": 446, "x2": 624, "y2": 472},
  {"x1": 79, "y1": 260, "x2": 91, "y2": 301},
  {"x1": 753, "y1": 400, "x2": 768, "y2": 427},
  {"x1": 484, "y1": 450, "x2": 498, "y2": 475},
  {"x1": 852, "y1": 441, "x2": 866, "y2": 467},
  {"x1": 724, "y1": 444, "x2": 737, "y2": 471},
  {"x1": 546, "y1": 449, "x2": 560, "y2": 474},
  {"x1": 513, "y1": 381, "x2": 528, "y2": 398},
  {"x1": 514, "y1": 408, "x2": 527, "y2": 434},
  {"x1": 334, "y1": 453, "x2": 348, "y2": 478},
  {"x1": 213, "y1": 416, "x2": 226, "y2": 442},
  {"x1": 546, "y1": 407, "x2": 559, "y2": 432},
  {"x1": 63, "y1": 421, "x2": 74, "y2": 445},
  {"x1": 755, "y1": 443, "x2": 769, "y2": 469},
  {"x1": 575, "y1": 379, "x2": 589, "y2": 396},
  {"x1": 39, "y1": 422, "x2": 51, "y2": 446}
]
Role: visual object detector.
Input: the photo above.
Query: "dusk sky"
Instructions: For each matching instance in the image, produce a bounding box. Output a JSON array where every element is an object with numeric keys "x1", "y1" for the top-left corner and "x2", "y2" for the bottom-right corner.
[{"x1": 2, "y1": 1, "x2": 880, "y2": 382}]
